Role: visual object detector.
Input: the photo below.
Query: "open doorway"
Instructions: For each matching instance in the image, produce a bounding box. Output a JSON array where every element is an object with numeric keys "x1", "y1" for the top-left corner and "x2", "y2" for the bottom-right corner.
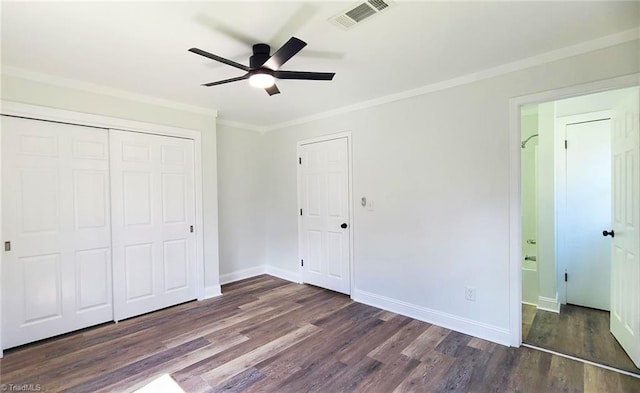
[{"x1": 519, "y1": 86, "x2": 640, "y2": 374}]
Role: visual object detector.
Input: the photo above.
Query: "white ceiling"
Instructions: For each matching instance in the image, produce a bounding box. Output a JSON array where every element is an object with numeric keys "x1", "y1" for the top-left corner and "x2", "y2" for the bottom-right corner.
[{"x1": 2, "y1": 1, "x2": 638, "y2": 129}]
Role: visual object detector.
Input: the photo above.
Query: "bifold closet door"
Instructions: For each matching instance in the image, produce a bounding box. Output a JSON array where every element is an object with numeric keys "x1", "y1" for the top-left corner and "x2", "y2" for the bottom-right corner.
[
  {"x1": 110, "y1": 130, "x2": 197, "y2": 321},
  {"x1": 2, "y1": 116, "x2": 112, "y2": 348}
]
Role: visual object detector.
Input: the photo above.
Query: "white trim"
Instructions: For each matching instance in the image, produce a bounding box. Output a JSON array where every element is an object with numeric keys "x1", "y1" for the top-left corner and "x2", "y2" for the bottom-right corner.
[
  {"x1": 508, "y1": 73, "x2": 640, "y2": 347},
  {"x1": 217, "y1": 266, "x2": 301, "y2": 288},
  {"x1": 522, "y1": 301, "x2": 538, "y2": 307},
  {"x1": 353, "y1": 289, "x2": 511, "y2": 346},
  {"x1": 202, "y1": 285, "x2": 222, "y2": 299},
  {"x1": 296, "y1": 131, "x2": 354, "y2": 295},
  {"x1": 266, "y1": 265, "x2": 302, "y2": 284},
  {"x1": 216, "y1": 119, "x2": 264, "y2": 134},
  {"x1": 537, "y1": 295, "x2": 561, "y2": 314},
  {"x1": 0, "y1": 107, "x2": 3, "y2": 358},
  {"x1": 0, "y1": 101, "x2": 210, "y2": 351},
  {"x1": 262, "y1": 28, "x2": 640, "y2": 133},
  {"x1": 219, "y1": 266, "x2": 267, "y2": 285},
  {"x1": 522, "y1": 344, "x2": 640, "y2": 379},
  {"x1": 1, "y1": 66, "x2": 218, "y2": 118},
  {"x1": 0, "y1": 100, "x2": 210, "y2": 138},
  {"x1": 3, "y1": 29, "x2": 636, "y2": 134}
]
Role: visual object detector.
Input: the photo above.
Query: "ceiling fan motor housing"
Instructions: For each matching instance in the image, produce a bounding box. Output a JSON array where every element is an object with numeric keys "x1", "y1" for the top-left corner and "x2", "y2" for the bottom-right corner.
[{"x1": 250, "y1": 44, "x2": 271, "y2": 69}]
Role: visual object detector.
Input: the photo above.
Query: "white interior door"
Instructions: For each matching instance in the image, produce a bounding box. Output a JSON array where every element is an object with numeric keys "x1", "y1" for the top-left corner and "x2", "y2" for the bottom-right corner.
[
  {"x1": 110, "y1": 130, "x2": 197, "y2": 321},
  {"x1": 564, "y1": 119, "x2": 611, "y2": 310},
  {"x1": 2, "y1": 116, "x2": 112, "y2": 348},
  {"x1": 610, "y1": 87, "x2": 640, "y2": 368},
  {"x1": 299, "y1": 137, "x2": 350, "y2": 295}
]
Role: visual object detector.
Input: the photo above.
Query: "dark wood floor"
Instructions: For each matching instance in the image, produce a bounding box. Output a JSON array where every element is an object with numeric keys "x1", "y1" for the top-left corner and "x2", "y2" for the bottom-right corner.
[
  {"x1": 2, "y1": 275, "x2": 639, "y2": 392},
  {"x1": 523, "y1": 303, "x2": 640, "y2": 375}
]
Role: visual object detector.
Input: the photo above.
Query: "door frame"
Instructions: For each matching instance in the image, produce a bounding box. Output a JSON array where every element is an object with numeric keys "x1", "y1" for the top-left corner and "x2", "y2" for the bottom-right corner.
[
  {"x1": 508, "y1": 73, "x2": 640, "y2": 347},
  {"x1": 555, "y1": 111, "x2": 611, "y2": 307},
  {"x1": 0, "y1": 100, "x2": 207, "y2": 356},
  {"x1": 296, "y1": 132, "x2": 354, "y2": 296}
]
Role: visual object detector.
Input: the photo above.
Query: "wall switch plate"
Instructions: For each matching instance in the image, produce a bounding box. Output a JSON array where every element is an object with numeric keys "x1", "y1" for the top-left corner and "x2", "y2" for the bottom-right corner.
[{"x1": 465, "y1": 286, "x2": 476, "y2": 302}]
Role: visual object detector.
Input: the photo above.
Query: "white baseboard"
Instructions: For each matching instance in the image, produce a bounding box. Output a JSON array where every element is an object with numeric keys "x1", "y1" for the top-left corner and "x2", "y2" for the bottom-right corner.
[
  {"x1": 537, "y1": 295, "x2": 561, "y2": 313},
  {"x1": 266, "y1": 265, "x2": 301, "y2": 284},
  {"x1": 201, "y1": 285, "x2": 222, "y2": 300},
  {"x1": 219, "y1": 266, "x2": 267, "y2": 285},
  {"x1": 352, "y1": 289, "x2": 511, "y2": 346},
  {"x1": 521, "y1": 301, "x2": 538, "y2": 307},
  {"x1": 218, "y1": 265, "x2": 300, "y2": 286}
]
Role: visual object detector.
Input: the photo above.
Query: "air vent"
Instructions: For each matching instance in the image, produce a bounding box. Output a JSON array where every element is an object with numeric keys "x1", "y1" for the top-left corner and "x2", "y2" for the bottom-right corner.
[{"x1": 330, "y1": 0, "x2": 395, "y2": 30}]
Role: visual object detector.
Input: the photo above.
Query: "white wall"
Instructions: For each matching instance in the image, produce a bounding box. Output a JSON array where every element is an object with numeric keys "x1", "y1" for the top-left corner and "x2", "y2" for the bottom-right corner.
[
  {"x1": 536, "y1": 102, "x2": 559, "y2": 311},
  {"x1": 0, "y1": 74, "x2": 221, "y2": 292},
  {"x1": 216, "y1": 124, "x2": 267, "y2": 283},
  {"x1": 521, "y1": 110, "x2": 539, "y2": 262},
  {"x1": 260, "y1": 40, "x2": 639, "y2": 344},
  {"x1": 521, "y1": 110, "x2": 539, "y2": 305}
]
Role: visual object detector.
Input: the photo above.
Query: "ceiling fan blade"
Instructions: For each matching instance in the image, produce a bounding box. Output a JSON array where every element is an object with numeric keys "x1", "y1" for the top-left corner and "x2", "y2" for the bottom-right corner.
[
  {"x1": 189, "y1": 48, "x2": 249, "y2": 72},
  {"x1": 262, "y1": 37, "x2": 307, "y2": 70},
  {"x1": 202, "y1": 74, "x2": 249, "y2": 87},
  {"x1": 265, "y1": 84, "x2": 280, "y2": 96},
  {"x1": 273, "y1": 70, "x2": 335, "y2": 80}
]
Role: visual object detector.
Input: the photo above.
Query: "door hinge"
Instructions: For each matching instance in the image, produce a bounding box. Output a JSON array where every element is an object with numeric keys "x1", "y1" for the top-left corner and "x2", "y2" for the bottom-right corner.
[
  {"x1": 190, "y1": 225, "x2": 194, "y2": 233},
  {"x1": 4, "y1": 241, "x2": 10, "y2": 252},
  {"x1": 564, "y1": 140, "x2": 568, "y2": 149},
  {"x1": 299, "y1": 157, "x2": 302, "y2": 165},
  {"x1": 300, "y1": 209, "x2": 303, "y2": 216},
  {"x1": 301, "y1": 259, "x2": 304, "y2": 267},
  {"x1": 564, "y1": 272, "x2": 568, "y2": 282}
]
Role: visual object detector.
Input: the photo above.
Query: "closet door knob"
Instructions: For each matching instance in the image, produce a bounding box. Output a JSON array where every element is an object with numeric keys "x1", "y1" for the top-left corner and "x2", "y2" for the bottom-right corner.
[
  {"x1": 340, "y1": 223, "x2": 348, "y2": 229},
  {"x1": 602, "y1": 230, "x2": 614, "y2": 238}
]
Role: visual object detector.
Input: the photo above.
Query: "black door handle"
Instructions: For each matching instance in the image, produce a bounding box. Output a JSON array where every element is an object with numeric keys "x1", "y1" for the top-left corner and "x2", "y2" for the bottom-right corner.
[
  {"x1": 603, "y1": 230, "x2": 615, "y2": 238},
  {"x1": 341, "y1": 223, "x2": 348, "y2": 229}
]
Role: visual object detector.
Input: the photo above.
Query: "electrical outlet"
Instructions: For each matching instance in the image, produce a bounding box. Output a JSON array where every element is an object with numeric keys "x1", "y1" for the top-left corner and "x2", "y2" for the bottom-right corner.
[{"x1": 465, "y1": 286, "x2": 476, "y2": 302}]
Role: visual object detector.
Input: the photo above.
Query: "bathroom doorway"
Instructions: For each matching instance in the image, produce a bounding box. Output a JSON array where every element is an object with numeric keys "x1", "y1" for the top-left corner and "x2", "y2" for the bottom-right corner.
[{"x1": 520, "y1": 86, "x2": 640, "y2": 374}]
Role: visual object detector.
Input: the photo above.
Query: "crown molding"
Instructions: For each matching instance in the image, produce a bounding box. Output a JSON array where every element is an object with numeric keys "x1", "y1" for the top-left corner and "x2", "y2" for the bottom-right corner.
[
  {"x1": 1, "y1": 65, "x2": 218, "y2": 118},
  {"x1": 2, "y1": 26, "x2": 637, "y2": 132},
  {"x1": 261, "y1": 27, "x2": 640, "y2": 132},
  {"x1": 216, "y1": 118, "x2": 266, "y2": 133}
]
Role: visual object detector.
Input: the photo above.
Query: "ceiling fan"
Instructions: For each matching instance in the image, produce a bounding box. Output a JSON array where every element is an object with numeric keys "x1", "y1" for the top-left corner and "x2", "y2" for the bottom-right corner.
[{"x1": 189, "y1": 37, "x2": 335, "y2": 96}]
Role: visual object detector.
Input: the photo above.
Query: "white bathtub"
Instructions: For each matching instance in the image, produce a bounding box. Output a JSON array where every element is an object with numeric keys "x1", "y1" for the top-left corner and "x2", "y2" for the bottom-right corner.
[{"x1": 522, "y1": 257, "x2": 539, "y2": 305}]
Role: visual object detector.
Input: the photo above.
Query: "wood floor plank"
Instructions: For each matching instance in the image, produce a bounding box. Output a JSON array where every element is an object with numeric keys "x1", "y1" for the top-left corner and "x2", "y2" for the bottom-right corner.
[
  {"x1": 368, "y1": 319, "x2": 431, "y2": 363},
  {"x1": 201, "y1": 323, "x2": 320, "y2": 386},
  {"x1": 353, "y1": 354, "x2": 421, "y2": 393},
  {"x1": 525, "y1": 304, "x2": 640, "y2": 375},
  {"x1": 61, "y1": 337, "x2": 210, "y2": 393},
  {"x1": 336, "y1": 314, "x2": 412, "y2": 365},
  {"x1": 392, "y1": 350, "x2": 456, "y2": 392},
  {"x1": 401, "y1": 324, "x2": 450, "y2": 362},
  {"x1": 95, "y1": 330, "x2": 250, "y2": 393},
  {"x1": 2, "y1": 275, "x2": 638, "y2": 393},
  {"x1": 547, "y1": 354, "x2": 585, "y2": 393}
]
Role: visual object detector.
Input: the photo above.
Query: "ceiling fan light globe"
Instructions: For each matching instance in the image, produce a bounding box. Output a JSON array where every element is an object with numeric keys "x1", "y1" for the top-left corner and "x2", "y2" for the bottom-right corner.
[{"x1": 249, "y1": 73, "x2": 275, "y2": 88}]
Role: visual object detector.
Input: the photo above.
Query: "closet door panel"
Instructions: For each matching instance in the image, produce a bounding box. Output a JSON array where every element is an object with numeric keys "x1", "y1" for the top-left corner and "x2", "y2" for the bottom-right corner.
[
  {"x1": 110, "y1": 130, "x2": 196, "y2": 321},
  {"x1": 2, "y1": 116, "x2": 112, "y2": 348}
]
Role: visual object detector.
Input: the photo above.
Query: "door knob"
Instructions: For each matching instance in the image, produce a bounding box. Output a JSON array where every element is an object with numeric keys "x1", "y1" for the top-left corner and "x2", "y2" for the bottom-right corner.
[
  {"x1": 602, "y1": 230, "x2": 615, "y2": 238},
  {"x1": 341, "y1": 223, "x2": 348, "y2": 229}
]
